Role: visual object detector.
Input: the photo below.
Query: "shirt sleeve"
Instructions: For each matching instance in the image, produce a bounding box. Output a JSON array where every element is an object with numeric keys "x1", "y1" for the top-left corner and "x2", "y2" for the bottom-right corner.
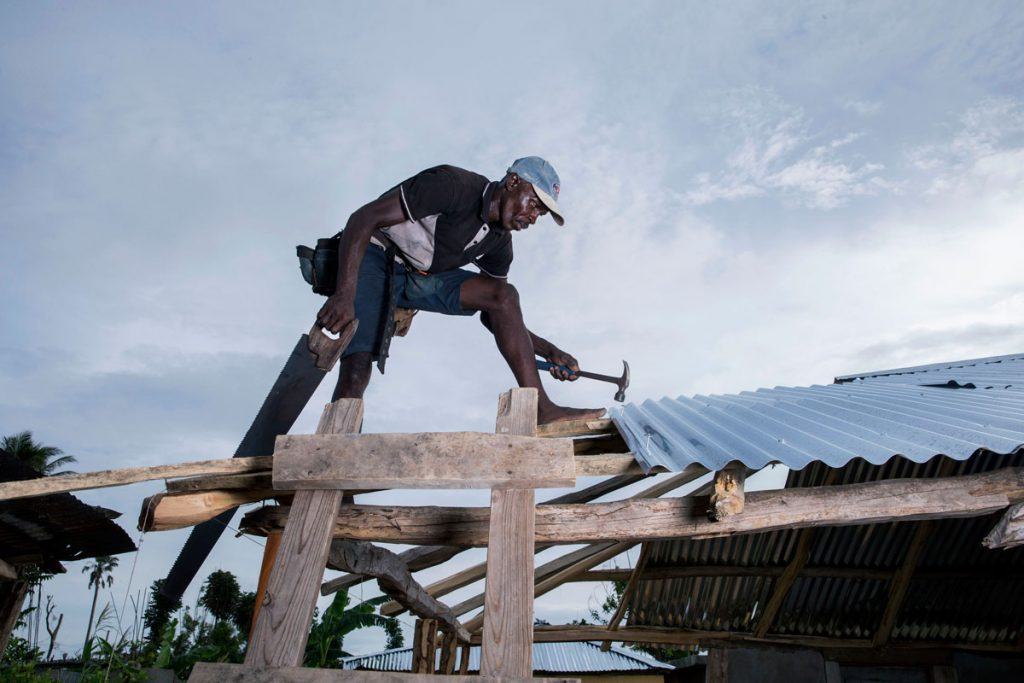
[
  {"x1": 475, "y1": 233, "x2": 513, "y2": 278},
  {"x1": 399, "y1": 167, "x2": 458, "y2": 221}
]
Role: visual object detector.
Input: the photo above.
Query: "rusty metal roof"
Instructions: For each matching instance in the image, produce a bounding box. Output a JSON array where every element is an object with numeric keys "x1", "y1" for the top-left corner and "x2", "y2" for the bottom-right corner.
[
  {"x1": 611, "y1": 353, "x2": 1024, "y2": 473},
  {"x1": 626, "y1": 451, "x2": 1024, "y2": 647},
  {"x1": 0, "y1": 450, "x2": 136, "y2": 568}
]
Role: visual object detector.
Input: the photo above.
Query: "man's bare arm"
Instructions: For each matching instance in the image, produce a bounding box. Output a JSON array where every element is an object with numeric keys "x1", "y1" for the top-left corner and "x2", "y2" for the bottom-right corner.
[{"x1": 317, "y1": 191, "x2": 406, "y2": 333}]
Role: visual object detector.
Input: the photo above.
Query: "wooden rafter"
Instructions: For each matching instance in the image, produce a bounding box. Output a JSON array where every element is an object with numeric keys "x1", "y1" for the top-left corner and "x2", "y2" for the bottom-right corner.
[
  {"x1": 601, "y1": 543, "x2": 651, "y2": 649},
  {"x1": 568, "y1": 564, "x2": 1024, "y2": 582},
  {"x1": 872, "y1": 520, "x2": 934, "y2": 647}
]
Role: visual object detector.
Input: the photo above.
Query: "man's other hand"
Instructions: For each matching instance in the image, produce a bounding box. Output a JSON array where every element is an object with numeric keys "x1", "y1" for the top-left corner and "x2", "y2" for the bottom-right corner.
[
  {"x1": 545, "y1": 349, "x2": 580, "y2": 381},
  {"x1": 317, "y1": 294, "x2": 355, "y2": 334}
]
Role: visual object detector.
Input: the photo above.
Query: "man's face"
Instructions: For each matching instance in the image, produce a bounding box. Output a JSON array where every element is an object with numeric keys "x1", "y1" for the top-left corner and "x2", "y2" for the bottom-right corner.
[{"x1": 499, "y1": 173, "x2": 549, "y2": 231}]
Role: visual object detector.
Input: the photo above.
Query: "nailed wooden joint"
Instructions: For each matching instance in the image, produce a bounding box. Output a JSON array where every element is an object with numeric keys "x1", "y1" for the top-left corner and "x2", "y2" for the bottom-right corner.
[{"x1": 708, "y1": 464, "x2": 746, "y2": 521}]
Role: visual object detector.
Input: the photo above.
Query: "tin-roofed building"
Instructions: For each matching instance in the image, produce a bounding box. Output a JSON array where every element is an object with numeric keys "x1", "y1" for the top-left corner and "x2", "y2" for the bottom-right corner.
[{"x1": 342, "y1": 640, "x2": 673, "y2": 681}]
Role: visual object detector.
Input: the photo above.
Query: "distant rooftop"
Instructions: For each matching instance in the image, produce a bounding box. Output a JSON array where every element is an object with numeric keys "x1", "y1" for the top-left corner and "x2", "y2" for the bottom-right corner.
[
  {"x1": 611, "y1": 352, "x2": 1024, "y2": 473},
  {"x1": 342, "y1": 640, "x2": 672, "y2": 675}
]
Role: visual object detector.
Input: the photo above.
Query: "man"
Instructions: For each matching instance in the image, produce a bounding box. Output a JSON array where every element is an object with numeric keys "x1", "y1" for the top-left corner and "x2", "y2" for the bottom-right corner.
[{"x1": 316, "y1": 157, "x2": 605, "y2": 425}]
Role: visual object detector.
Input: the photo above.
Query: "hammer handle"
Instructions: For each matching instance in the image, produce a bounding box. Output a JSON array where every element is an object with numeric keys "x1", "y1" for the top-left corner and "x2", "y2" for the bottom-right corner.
[{"x1": 535, "y1": 360, "x2": 617, "y2": 384}]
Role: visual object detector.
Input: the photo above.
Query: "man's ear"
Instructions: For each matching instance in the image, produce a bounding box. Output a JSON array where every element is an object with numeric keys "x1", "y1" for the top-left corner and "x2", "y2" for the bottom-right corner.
[{"x1": 505, "y1": 172, "x2": 520, "y2": 189}]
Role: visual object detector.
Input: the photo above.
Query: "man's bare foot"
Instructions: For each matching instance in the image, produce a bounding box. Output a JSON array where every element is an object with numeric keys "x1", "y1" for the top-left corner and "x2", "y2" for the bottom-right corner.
[{"x1": 537, "y1": 404, "x2": 607, "y2": 425}]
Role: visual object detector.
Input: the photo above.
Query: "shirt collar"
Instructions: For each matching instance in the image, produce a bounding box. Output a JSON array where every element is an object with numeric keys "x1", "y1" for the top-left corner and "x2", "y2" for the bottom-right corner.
[{"x1": 479, "y1": 180, "x2": 498, "y2": 223}]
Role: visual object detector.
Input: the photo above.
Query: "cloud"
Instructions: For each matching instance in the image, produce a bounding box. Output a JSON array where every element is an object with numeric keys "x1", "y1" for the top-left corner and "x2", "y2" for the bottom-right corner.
[{"x1": 685, "y1": 87, "x2": 891, "y2": 209}]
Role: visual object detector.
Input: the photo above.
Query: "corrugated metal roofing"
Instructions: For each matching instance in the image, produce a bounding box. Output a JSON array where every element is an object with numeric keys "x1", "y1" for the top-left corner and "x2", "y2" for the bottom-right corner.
[
  {"x1": 627, "y1": 451, "x2": 1024, "y2": 647},
  {"x1": 341, "y1": 640, "x2": 671, "y2": 674},
  {"x1": 610, "y1": 353, "x2": 1024, "y2": 473}
]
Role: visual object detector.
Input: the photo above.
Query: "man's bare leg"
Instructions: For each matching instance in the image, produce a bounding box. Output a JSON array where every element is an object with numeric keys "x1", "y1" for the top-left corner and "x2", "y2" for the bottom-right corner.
[
  {"x1": 333, "y1": 352, "x2": 373, "y2": 400},
  {"x1": 460, "y1": 276, "x2": 605, "y2": 425}
]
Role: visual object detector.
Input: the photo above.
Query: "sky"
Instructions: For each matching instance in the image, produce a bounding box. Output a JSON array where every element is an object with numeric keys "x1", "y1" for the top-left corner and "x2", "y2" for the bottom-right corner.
[{"x1": 2, "y1": 0, "x2": 1023, "y2": 659}]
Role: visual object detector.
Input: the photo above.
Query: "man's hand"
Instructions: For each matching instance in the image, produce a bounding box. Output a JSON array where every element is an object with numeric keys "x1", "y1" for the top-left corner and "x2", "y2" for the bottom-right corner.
[
  {"x1": 544, "y1": 348, "x2": 581, "y2": 381},
  {"x1": 317, "y1": 294, "x2": 356, "y2": 334}
]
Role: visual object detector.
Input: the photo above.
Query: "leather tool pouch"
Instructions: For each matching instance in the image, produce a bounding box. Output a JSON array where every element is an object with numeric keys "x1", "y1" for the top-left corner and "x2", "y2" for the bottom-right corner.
[{"x1": 296, "y1": 233, "x2": 341, "y2": 296}]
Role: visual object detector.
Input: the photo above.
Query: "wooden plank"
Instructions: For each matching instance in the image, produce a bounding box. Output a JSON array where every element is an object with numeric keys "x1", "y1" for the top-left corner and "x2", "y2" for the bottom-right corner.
[
  {"x1": 706, "y1": 648, "x2": 728, "y2": 683},
  {"x1": 438, "y1": 630, "x2": 458, "y2": 674},
  {"x1": 248, "y1": 531, "x2": 282, "y2": 643},
  {"x1": 327, "y1": 539, "x2": 470, "y2": 642},
  {"x1": 983, "y1": 501, "x2": 1024, "y2": 549},
  {"x1": 535, "y1": 417, "x2": 613, "y2": 438},
  {"x1": 872, "y1": 520, "x2": 934, "y2": 647},
  {"x1": 931, "y1": 665, "x2": 959, "y2": 683},
  {"x1": 573, "y1": 453, "x2": 644, "y2": 476},
  {"x1": 245, "y1": 399, "x2": 363, "y2": 668},
  {"x1": 166, "y1": 471, "x2": 272, "y2": 493},
  {"x1": 573, "y1": 564, "x2": 1024, "y2": 582},
  {"x1": 0, "y1": 579, "x2": 28, "y2": 655},
  {"x1": 709, "y1": 464, "x2": 746, "y2": 521},
  {"x1": 241, "y1": 466, "x2": 1024, "y2": 545},
  {"x1": 190, "y1": 662, "x2": 580, "y2": 682},
  {"x1": 480, "y1": 388, "x2": 537, "y2": 679},
  {"x1": 0, "y1": 456, "x2": 273, "y2": 502},
  {"x1": 273, "y1": 431, "x2": 575, "y2": 490},
  {"x1": 139, "y1": 488, "x2": 278, "y2": 532},
  {"x1": 0, "y1": 558, "x2": 17, "y2": 581}
]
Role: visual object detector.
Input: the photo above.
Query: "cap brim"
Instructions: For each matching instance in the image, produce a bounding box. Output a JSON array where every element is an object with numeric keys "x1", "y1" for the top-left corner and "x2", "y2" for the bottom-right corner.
[{"x1": 532, "y1": 185, "x2": 565, "y2": 226}]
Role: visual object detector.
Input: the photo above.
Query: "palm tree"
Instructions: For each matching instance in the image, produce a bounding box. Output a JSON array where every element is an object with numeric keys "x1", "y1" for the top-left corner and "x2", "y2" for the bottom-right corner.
[
  {"x1": 82, "y1": 555, "x2": 119, "y2": 657},
  {"x1": 2, "y1": 430, "x2": 76, "y2": 475}
]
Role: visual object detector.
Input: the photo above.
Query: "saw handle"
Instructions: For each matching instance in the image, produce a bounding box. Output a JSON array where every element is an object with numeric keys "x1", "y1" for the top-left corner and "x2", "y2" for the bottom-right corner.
[{"x1": 308, "y1": 319, "x2": 359, "y2": 371}]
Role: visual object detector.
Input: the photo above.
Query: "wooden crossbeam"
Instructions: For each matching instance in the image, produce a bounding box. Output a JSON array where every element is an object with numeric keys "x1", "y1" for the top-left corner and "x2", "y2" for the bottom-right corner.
[
  {"x1": 0, "y1": 558, "x2": 17, "y2": 581},
  {"x1": 272, "y1": 432, "x2": 575, "y2": 490},
  {"x1": 601, "y1": 543, "x2": 650, "y2": 649},
  {"x1": 245, "y1": 400, "x2": 362, "y2": 668},
  {"x1": 240, "y1": 466, "x2": 1024, "y2": 546},
  {"x1": 190, "y1": 662, "x2": 579, "y2": 682}
]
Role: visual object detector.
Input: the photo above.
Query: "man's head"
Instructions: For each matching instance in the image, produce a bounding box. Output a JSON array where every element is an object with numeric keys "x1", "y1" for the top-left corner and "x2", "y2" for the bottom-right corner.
[{"x1": 497, "y1": 156, "x2": 565, "y2": 231}]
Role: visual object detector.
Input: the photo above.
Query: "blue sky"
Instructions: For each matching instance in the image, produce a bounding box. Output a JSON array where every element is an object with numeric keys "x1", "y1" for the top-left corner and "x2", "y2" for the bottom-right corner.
[{"x1": 2, "y1": 1, "x2": 1023, "y2": 658}]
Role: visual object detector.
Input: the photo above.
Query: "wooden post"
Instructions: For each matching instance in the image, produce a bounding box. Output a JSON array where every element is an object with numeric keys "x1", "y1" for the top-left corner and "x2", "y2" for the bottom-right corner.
[
  {"x1": 0, "y1": 579, "x2": 29, "y2": 657},
  {"x1": 245, "y1": 399, "x2": 363, "y2": 667},
  {"x1": 248, "y1": 530, "x2": 282, "y2": 643},
  {"x1": 706, "y1": 648, "x2": 729, "y2": 682},
  {"x1": 480, "y1": 388, "x2": 537, "y2": 679},
  {"x1": 438, "y1": 630, "x2": 458, "y2": 674},
  {"x1": 458, "y1": 644, "x2": 471, "y2": 675}
]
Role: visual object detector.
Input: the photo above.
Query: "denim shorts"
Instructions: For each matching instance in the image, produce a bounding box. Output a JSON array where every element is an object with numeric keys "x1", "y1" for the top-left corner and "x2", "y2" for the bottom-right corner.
[{"x1": 344, "y1": 244, "x2": 478, "y2": 359}]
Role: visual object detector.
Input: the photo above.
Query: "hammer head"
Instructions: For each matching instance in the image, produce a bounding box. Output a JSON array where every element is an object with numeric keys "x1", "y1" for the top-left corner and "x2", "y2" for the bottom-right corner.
[{"x1": 614, "y1": 360, "x2": 630, "y2": 402}]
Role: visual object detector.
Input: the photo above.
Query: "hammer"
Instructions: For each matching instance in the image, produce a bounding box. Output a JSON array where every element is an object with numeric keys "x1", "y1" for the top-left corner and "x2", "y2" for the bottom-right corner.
[{"x1": 535, "y1": 359, "x2": 631, "y2": 402}]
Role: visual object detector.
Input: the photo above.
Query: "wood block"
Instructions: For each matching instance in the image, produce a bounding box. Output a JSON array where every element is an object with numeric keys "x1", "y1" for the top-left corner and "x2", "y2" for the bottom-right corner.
[{"x1": 273, "y1": 431, "x2": 574, "y2": 490}]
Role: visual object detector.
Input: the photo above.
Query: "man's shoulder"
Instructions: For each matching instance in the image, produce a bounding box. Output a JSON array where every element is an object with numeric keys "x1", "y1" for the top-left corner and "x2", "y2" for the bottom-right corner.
[{"x1": 416, "y1": 164, "x2": 489, "y2": 188}]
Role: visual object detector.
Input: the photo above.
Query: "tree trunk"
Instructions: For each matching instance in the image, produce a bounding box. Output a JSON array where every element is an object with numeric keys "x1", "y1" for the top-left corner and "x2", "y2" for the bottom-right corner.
[{"x1": 83, "y1": 581, "x2": 99, "y2": 658}]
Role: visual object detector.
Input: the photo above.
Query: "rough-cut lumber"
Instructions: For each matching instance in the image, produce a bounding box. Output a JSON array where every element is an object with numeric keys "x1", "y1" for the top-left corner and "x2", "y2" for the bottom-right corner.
[
  {"x1": 376, "y1": 473, "x2": 648, "y2": 613},
  {"x1": 322, "y1": 545, "x2": 462, "y2": 596},
  {"x1": 249, "y1": 531, "x2": 282, "y2": 642},
  {"x1": 481, "y1": 388, "x2": 536, "y2": 678},
  {"x1": 328, "y1": 539, "x2": 470, "y2": 642},
  {"x1": 189, "y1": 662, "x2": 579, "y2": 682},
  {"x1": 0, "y1": 456, "x2": 272, "y2": 502},
  {"x1": 873, "y1": 521, "x2": 934, "y2": 647},
  {"x1": 535, "y1": 417, "x2": 613, "y2": 438},
  {"x1": 0, "y1": 558, "x2": 17, "y2": 581},
  {"x1": 273, "y1": 431, "x2": 575, "y2": 490},
  {"x1": 246, "y1": 400, "x2": 362, "y2": 668},
  {"x1": 167, "y1": 471, "x2": 272, "y2": 493},
  {"x1": 573, "y1": 453, "x2": 644, "y2": 476},
  {"x1": 983, "y1": 502, "x2": 1024, "y2": 549},
  {"x1": 709, "y1": 464, "x2": 746, "y2": 521},
  {"x1": 573, "y1": 564, "x2": 1024, "y2": 582},
  {"x1": 439, "y1": 630, "x2": 458, "y2": 674},
  {"x1": 411, "y1": 618, "x2": 437, "y2": 673},
  {"x1": 139, "y1": 489, "x2": 277, "y2": 532},
  {"x1": 241, "y1": 466, "x2": 1024, "y2": 545},
  {"x1": 0, "y1": 579, "x2": 28, "y2": 656}
]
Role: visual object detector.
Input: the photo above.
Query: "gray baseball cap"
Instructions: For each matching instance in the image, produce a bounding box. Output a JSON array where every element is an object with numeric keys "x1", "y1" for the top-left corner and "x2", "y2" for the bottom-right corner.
[{"x1": 507, "y1": 156, "x2": 565, "y2": 225}]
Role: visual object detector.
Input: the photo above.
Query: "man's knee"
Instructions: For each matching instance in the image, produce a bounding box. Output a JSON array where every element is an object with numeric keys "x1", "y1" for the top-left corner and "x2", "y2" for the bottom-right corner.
[{"x1": 481, "y1": 280, "x2": 520, "y2": 314}]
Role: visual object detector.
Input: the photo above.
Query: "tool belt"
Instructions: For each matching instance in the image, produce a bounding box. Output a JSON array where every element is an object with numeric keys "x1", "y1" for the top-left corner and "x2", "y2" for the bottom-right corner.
[{"x1": 296, "y1": 234, "x2": 417, "y2": 373}]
